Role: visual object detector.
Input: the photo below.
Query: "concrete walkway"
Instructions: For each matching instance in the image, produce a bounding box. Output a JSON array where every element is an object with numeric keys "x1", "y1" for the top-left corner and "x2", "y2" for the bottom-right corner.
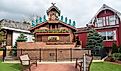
[{"x1": 2, "y1": 60, "x2": 104, "y2": 64}]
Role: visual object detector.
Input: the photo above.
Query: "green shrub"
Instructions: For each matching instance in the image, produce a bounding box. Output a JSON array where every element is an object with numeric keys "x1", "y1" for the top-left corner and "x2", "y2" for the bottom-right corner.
[
  {"x1": 13, "y1": 33, "x2": 27, "y2": 56},
  {"x1": 118, "y1": 45, "x2": 121, "y2": 53},
  {"x1": 112, "y1": 43, "x2": 118, "y2": 54},
  {"x1": 111, "y1": 53, "x2": 121, "y2": 60}
]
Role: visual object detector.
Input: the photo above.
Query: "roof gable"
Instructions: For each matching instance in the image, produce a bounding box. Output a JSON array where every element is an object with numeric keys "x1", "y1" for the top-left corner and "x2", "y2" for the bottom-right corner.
[
  {"x1": 88, "y1": 4, "x2": 121, "y2": 24},
  {"x1": 47, "y1": 3, "x2": 61, "y2": 16}
]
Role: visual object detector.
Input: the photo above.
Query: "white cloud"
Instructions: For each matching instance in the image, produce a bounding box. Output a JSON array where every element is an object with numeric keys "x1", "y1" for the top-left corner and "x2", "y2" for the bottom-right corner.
[{"x1": 0, "y1": 0, "x2": 121, "y2": 28}]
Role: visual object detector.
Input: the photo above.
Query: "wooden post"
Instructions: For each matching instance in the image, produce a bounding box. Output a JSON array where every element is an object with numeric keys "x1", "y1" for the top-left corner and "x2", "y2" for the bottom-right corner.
[
  {"x1": 70, "y1": 48, "x2": 72, "y2": 61},
  {"x1": 83, "y1": 54, "x2": 86, "y2": 71},
  {"x1": 55, "y1": 48, "x2": 57, "y2": 62},
  {"x1": 2, "y1": 46, "x2": 6, "y2": 62},
  {"x1": 39, "y1": 48, "x2": 41, "y2": 62},
  {"x1": 20, "y1": 49, "x2": 22, "y2": 55}
]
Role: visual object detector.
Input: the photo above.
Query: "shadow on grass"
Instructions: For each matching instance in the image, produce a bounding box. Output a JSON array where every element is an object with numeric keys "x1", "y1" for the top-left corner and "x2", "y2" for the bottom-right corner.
[{"x1": 10, "y1": 64, "x2": 21, "y2": 71}]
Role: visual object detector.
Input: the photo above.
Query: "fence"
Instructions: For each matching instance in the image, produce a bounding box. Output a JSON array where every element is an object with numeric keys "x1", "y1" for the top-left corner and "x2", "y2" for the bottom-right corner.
[{"x1": 0, "y1": 48, "x2": 91, "y2": 62}]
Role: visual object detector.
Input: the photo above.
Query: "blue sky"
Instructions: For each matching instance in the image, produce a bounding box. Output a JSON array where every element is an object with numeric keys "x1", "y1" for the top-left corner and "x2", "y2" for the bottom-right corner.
[{"x1": 0, "y1": 0, "x2": 121, "y2": 28}]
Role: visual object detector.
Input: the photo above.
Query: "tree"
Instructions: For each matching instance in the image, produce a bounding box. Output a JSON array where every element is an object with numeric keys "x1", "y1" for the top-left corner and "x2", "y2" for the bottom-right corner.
[
  {"x1": 86, "y1": 29, "x2": 103, "y2": 56},
  {"x1": 13, "y1": 33, "x2": 27, "y2": 56},
  {"x1": 86, "y1": 29, "x2": 103, "y2": 49},
  {"x1": 0, "y1": 31, "x2": 5, "y2": 44},
  {"x1": 111, "y1": 43, "x2": 118, "y2": 54},
  {"x1": 0, "y1": 25, "x2": 6, "y2": 47},
  {"x1": 118, "y1": 45, "x2": 121, "y2": 53},
  {"x1": 16, "y1": 33, "x2": 27, "y2": 42}
]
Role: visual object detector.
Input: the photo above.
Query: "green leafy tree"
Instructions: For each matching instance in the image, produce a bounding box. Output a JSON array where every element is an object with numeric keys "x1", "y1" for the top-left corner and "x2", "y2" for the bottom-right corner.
[
  {"x1": 13, "y1": 33, "x2": 27, "y2": 56},
  {"x1": 111, "y1": 43, "x2": 118, "y2": 54}
]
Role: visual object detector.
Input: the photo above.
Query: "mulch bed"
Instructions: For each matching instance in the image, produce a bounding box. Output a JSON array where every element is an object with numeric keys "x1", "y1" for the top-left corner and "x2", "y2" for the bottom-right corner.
[
  {"x1": 110, "y1": 60, "x2": 121, "y2": 65},
  {"x1": 105, "y1": 56, "x2": 121, "y2": 65}
]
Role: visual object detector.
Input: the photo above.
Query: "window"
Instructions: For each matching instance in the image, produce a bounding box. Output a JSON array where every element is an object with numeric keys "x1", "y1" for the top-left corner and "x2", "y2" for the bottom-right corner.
[
  {"x1": 106, "y1": 16, "x2": 109, "y2": 25},
  {"x1": 95, "y1": 15, "x2": 118, "y2": 27},
  {"x1": 107, "y1": 31, "x2": 113, "y2": 40},
  {"x1": 98, "y1": 31, "x2": 116, "y2": 41},
  {"x1": 96, "y1": 18, "x2": 103, "y2": 27},
  {"x1": 99, "y1": 32, "x2": 106, "y2": 40},
  {"x1": 115, "y1": 16, "x2": 119, "y2": 24},
  {"x1": 103, "y1": 17, "x2": 106, "y2": 26},
  {"x1": 52, "y1": 24, "x2": 55, "y2": 29},
  {"x1": 109, "y1": 15, "x2": 116, "y2": 25},
  {"x1": 49, "y1": 24, "x2": 55, "y2": 29}
]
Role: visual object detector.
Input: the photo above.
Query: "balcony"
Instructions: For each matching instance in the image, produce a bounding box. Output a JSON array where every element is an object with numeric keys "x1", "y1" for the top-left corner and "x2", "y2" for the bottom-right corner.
[
  {"x1": 35, "y1": 29, "x2": 70, "y2": 35},
  {"x1": 36, "y1": 32, "x2": 70, "y2": 35}
]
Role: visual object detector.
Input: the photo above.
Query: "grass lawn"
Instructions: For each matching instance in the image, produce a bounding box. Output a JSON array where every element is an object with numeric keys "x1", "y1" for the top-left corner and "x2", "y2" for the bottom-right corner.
[
  {"x1": 0, "y1": 61, "x2": 121, "y2": 71},
  {"x1": 91, "y1": 62, "x2": 121, "y2": 71},
  {"x1": 0, "y1": 61, "x2": 20, "y2": 71}
]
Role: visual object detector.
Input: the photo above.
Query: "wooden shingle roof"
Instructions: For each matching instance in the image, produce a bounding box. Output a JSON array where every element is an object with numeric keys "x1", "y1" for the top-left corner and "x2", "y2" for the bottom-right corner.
[{"x1": 0, "y1": 19, "x2": 31, "y2": 31}]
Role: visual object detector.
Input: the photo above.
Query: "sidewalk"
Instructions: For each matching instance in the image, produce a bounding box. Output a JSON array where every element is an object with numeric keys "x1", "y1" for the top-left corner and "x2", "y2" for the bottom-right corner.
[{"x1": 2, "y1": 60, "x2": 104, "y2": 64}]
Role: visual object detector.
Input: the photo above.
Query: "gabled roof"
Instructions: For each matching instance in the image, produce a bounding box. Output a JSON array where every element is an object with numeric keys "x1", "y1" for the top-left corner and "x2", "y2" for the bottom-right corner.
[
  {"x1": 1, "y1": 27, "x2": 31, "y2": 33},
  {"x1": 88, "y1": 4, "x2": 121, "y2": 24},
  {"x1": 59, "y1": 21, "x2": 77, "y2": 31},
  {"x1": 75, "y1": 27, "x2": 89, "y2": 34},
  {"x1": 29, "y1": 20, "x2": 77, "y2": 31},
  {"x1": 46, "y1": 3, "x2": 61, "y2": 16}
]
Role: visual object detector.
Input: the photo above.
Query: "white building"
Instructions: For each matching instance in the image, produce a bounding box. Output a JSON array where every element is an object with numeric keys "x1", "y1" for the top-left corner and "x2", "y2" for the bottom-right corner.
[{"x1": 0, "y1": 19, "x2": 33, "y2": 47}]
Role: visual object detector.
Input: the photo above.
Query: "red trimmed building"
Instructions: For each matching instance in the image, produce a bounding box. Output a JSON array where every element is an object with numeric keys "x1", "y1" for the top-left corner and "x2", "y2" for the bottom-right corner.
[{"x1": 77, "y1": 4, "x2": 121, "y2": 50}]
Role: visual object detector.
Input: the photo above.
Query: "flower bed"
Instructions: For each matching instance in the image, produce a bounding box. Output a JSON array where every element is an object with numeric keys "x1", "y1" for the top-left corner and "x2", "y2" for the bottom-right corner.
[
  {"x1": 35, "y1": 29, "x2": 69, "y2": 33},
  {"x1": 46, "y1": 42, "x2": 74, "y2": 45}
]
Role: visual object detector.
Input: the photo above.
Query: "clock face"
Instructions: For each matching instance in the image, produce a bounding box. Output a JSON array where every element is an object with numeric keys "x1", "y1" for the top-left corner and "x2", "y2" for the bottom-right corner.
[
  {"x1": 48, "y1": 11, "x2": 58, "y2": 21},
  {"x1": 51, "y1": 15, "x2": 56, "y2": 20}
]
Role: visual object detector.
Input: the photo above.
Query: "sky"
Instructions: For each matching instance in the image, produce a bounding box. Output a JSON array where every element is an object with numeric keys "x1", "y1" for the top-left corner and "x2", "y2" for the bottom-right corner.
[{"x1": 0, "y1": 0, "x2": 121, "y2": 28}]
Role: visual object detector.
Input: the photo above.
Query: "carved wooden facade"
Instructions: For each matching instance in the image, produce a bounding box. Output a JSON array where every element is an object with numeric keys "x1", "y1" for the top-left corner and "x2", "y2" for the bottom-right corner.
[
  {"x1": 31, "y1": 22, "x2": 76, "y2": 43},
  {"x1": 30, "y1": 4, "x2": 77, "y2": 44}
]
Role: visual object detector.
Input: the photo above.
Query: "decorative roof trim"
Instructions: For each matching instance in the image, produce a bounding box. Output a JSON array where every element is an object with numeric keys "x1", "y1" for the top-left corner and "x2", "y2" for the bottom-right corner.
[
  {"x1": 29, "y1": 21, "x2": 77, "y2": 31},
  {"x1": 1, "y1": 27, "x2": 31, "y2": 33},
  {"x1": 59, "y1": 21, "x2": 77, "y2": 31},
  {"x1": 29, "y1": 22, "x2": 47, "y2": 31},
  {"x1": 88, "y1": 4, "x2": 121, "y2": 24}
]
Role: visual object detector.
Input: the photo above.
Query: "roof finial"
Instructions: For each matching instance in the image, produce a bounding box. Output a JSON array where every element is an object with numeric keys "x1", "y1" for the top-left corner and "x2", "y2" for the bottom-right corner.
[{"x1": 51, "y1": 3, "x2": 56, "y2": 6}]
